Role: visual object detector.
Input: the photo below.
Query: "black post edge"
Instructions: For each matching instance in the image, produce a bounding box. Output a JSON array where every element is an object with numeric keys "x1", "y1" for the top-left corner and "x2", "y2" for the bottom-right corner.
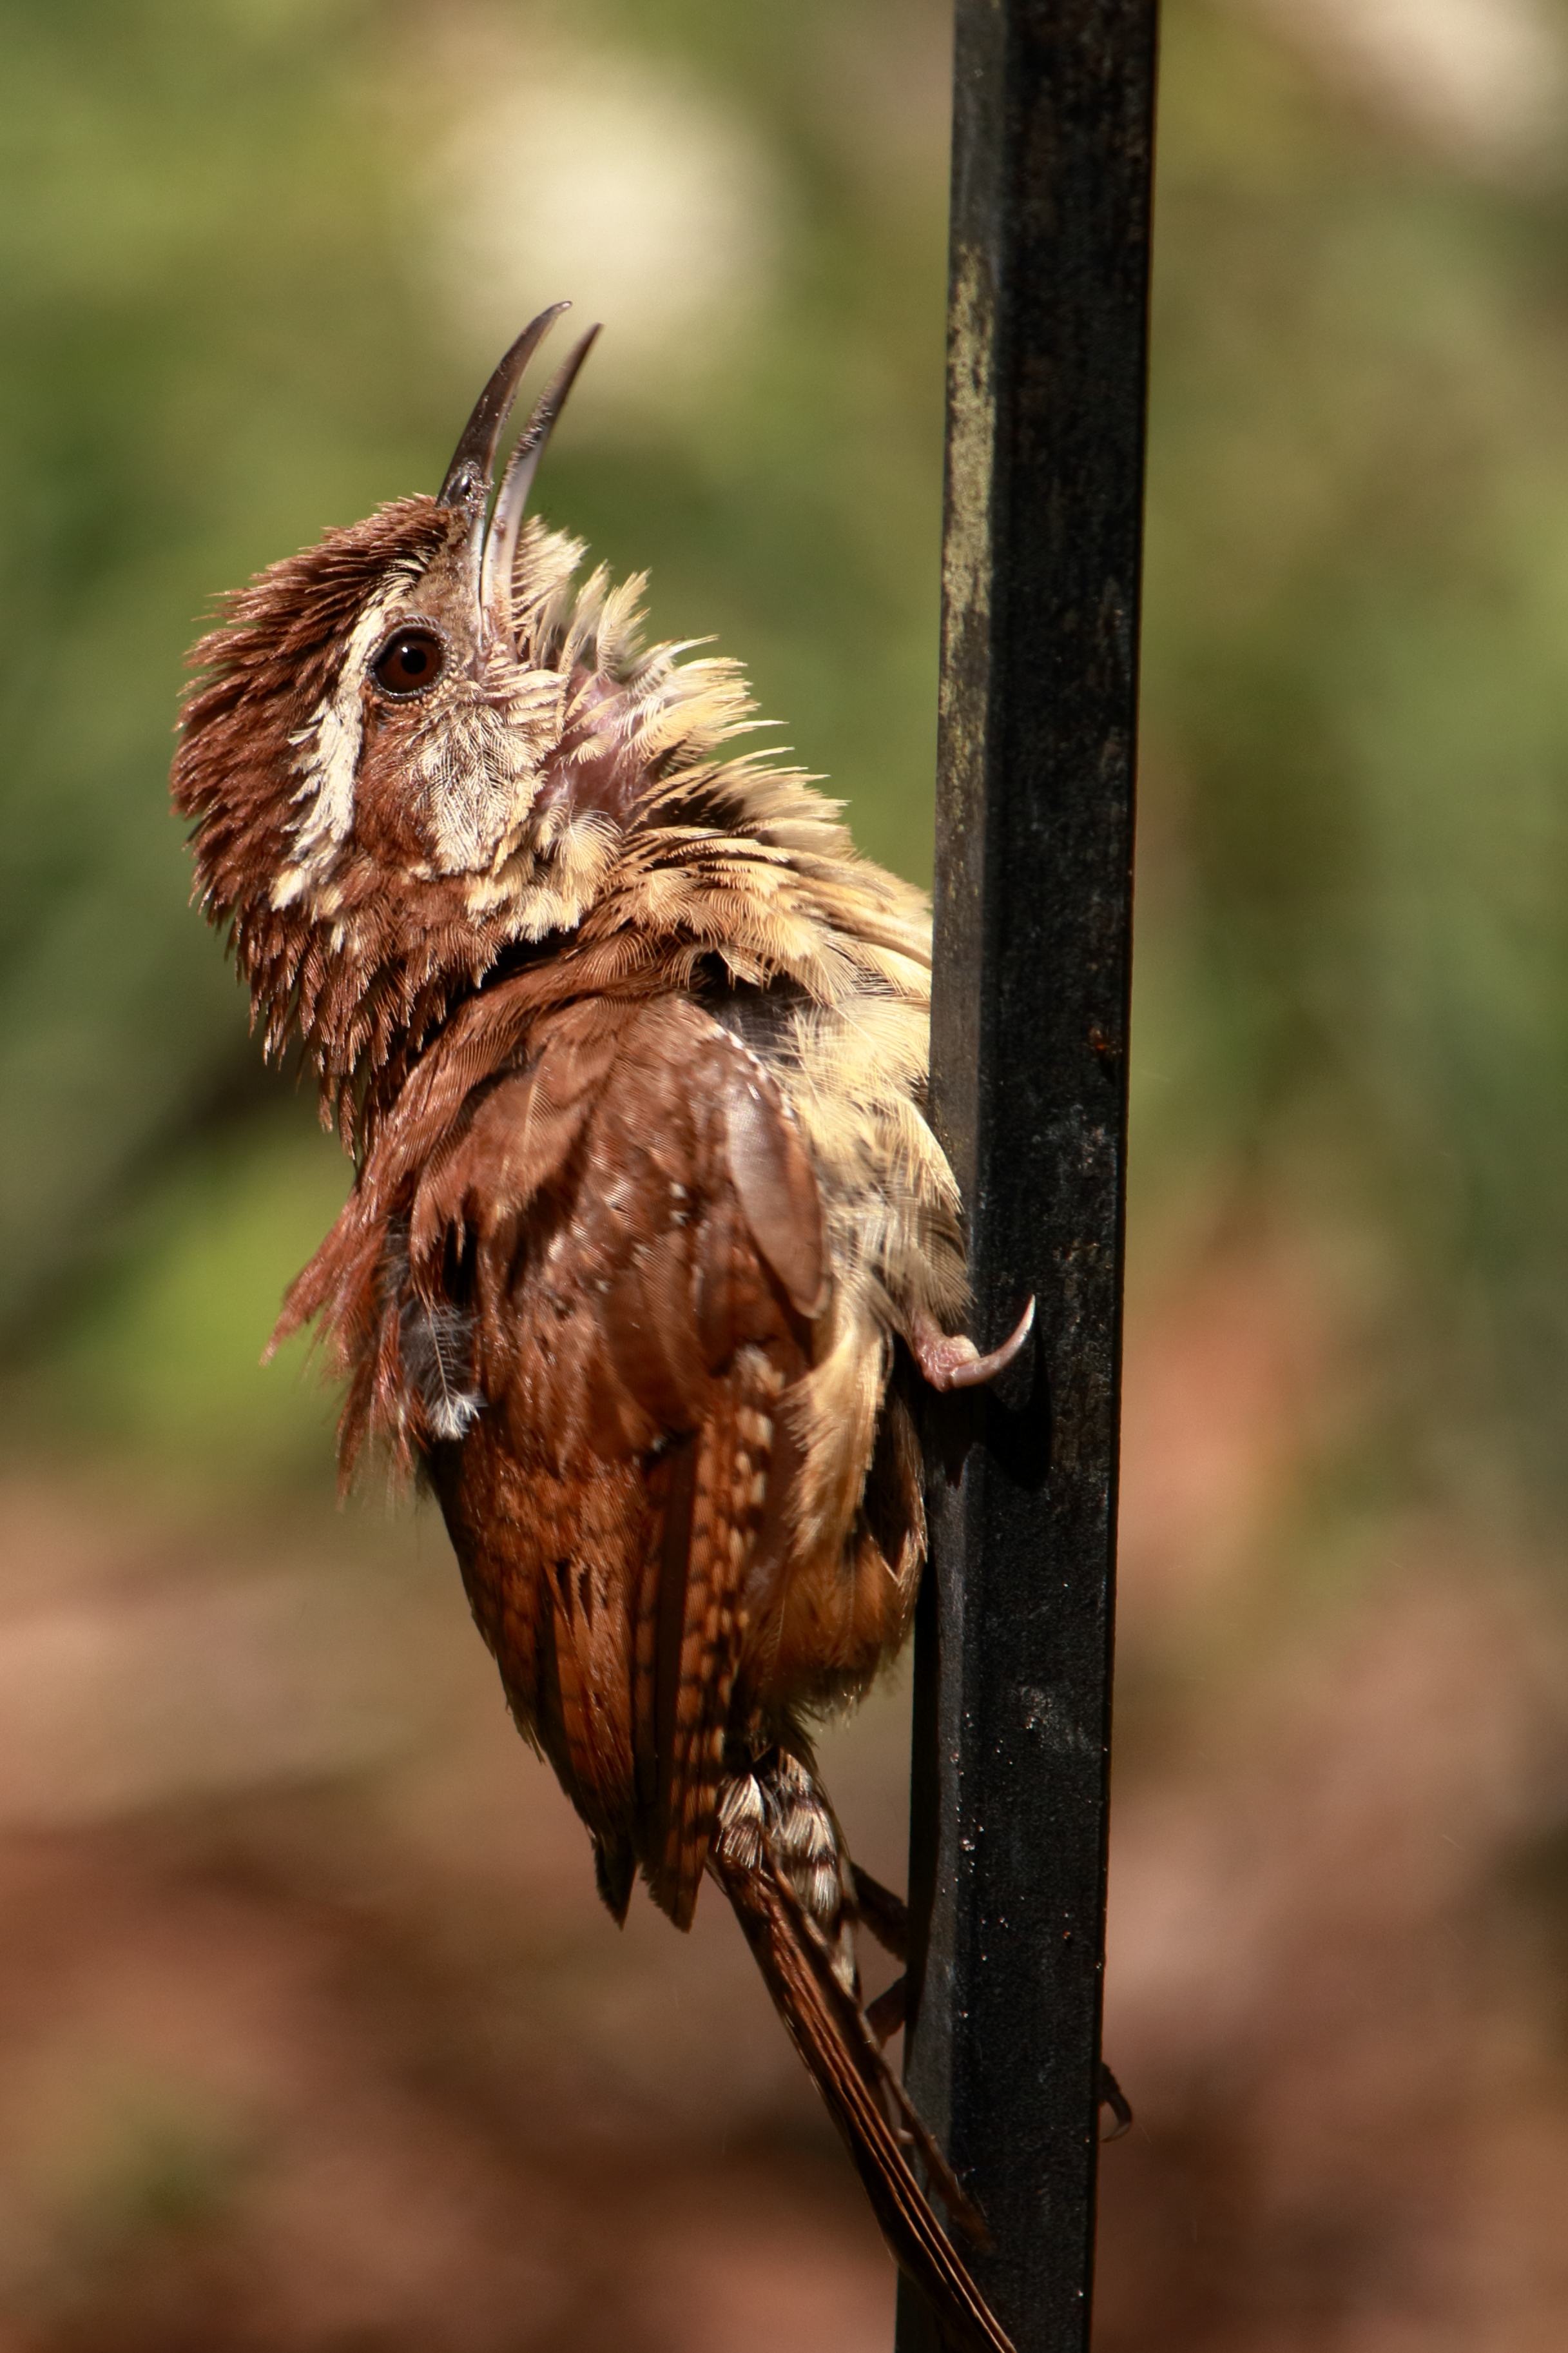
[{"x1": 897, "y1": 6, "x2": 1158, "y2": 2349}]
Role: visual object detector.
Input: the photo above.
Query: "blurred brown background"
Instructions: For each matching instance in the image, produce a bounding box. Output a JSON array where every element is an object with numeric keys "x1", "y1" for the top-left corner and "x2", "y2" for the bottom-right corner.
[{"x1": 5, "y1": 0, "x2": 1568, "y2": 2344}]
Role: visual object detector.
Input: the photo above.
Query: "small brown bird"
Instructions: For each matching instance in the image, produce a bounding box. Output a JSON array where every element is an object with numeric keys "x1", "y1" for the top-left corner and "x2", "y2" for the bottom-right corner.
[{"x1": 173, "y1": 307, "x2": 1030, "y2": 2352}]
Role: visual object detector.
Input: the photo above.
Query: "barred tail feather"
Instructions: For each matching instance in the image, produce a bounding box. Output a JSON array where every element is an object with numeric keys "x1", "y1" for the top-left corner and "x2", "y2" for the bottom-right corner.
[{"x1": 708, "y1": 1753, "x2": 1016, "y2": 2353}]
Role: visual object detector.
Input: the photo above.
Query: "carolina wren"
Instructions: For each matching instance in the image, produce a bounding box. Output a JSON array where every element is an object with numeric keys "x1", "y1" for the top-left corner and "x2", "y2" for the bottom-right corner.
[{"x1": 173, "y1": 306, "x2": 1030, "y2": 2352}]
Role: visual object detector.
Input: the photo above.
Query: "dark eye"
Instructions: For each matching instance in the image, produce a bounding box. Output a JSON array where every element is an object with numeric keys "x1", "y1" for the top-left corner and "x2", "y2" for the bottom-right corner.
[{"x1": 373, "y1": 627, "x2": 445, "y2": 697}]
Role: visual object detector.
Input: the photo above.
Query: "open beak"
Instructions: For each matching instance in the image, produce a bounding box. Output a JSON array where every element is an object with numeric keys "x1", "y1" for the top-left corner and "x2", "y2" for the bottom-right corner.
[
  {"x1": 437, "y1": 303, "x2": 601, "y2": 642},
  {"x1": 480, "y1": 324, "x2": 601, "y2": 639}
]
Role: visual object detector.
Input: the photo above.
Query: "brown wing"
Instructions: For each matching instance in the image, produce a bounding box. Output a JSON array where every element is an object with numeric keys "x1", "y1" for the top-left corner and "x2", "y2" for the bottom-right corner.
[{"x1": 425, "y1": 993, "x2": 825, "y2": 1928}]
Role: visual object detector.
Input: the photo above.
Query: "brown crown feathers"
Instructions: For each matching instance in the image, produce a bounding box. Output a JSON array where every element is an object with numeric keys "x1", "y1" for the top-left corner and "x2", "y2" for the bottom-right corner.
[{"x1": 172, "y1": 308, "x2": 1030, "y2": 2353}]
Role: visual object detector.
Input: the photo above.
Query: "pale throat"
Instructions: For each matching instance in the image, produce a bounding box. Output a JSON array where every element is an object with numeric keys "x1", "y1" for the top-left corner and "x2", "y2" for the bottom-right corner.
[{"x1": 408, "y1": 666, "x2": 567, "y2": 875}]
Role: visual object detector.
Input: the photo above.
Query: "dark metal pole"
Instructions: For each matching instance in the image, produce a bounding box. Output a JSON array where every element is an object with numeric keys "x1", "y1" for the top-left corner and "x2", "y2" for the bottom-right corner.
[{"x1": 898, "y1": 6, "x2": 1157, "y2": 2350}]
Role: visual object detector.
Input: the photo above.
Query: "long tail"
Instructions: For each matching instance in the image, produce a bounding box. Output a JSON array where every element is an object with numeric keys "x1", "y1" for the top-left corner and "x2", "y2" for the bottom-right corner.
[{"x1": 708, "y1": 1748, "x2": 1016, "y2": 2353}]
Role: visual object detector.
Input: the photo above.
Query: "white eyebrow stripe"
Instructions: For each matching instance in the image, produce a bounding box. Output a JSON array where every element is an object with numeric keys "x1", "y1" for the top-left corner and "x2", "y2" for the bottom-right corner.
[{"x1": 269, "y1": 583, "x2": 411, "y2": 910}]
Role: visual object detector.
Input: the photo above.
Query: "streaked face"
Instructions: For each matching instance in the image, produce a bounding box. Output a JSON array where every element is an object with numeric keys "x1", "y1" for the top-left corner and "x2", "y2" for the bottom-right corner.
[{"x1": 269, "y1": 522, "x2": 572, "y2": 912}]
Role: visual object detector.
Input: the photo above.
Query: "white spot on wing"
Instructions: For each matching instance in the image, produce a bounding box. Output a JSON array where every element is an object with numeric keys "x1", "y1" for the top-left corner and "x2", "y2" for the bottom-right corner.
[{"x1": 427, "y1": 1391, "x2": 483, "y2": 1441}]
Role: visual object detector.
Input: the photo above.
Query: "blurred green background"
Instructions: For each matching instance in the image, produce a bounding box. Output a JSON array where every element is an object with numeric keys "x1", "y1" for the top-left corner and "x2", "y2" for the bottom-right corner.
[
  {"x1": 6, "y1": 2, "x2": 1568, "y2": 2346},
  {"x1": 8, "y1": 0, "x2": 1568, "y2": 1541}
]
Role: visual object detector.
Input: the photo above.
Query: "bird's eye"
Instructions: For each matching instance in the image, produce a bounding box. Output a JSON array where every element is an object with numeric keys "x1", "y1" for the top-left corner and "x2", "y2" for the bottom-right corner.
[{"x1": 373, "y1": 627, "x2": 445, "y2": 698}]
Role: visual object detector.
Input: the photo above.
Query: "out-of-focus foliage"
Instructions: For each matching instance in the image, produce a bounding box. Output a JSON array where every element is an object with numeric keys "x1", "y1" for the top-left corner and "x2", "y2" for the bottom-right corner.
[
  {"x1": 1140, "y1": 1, "x2": 1568, "y2": 1528},
  {"x1": 7, "y1": 8, "x2": 1568, "y2": 2343},
  {"x1": 0, "y1": 0, "x2": 951, "y2": 1451},
  {"x1": 0, "y1": 0, "x2": 429, "y2": 1337},
  {"x1": 6, "y1": 0, "x2": 1568, "y2": 1542}
]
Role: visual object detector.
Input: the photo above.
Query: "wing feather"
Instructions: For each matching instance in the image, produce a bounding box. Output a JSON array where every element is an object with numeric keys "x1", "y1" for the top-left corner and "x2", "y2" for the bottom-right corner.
[
  {"x1": 438, "y1": 995, "x2": 821, "y2": 1924},
  {"x1": 649, "y1": 1344, "x2": 782, "y2": 1926}
]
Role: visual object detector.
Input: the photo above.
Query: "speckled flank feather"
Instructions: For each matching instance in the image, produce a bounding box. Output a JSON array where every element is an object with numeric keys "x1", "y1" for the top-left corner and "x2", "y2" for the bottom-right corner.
[{"x1": 172, "y1": 415, "x2": 1012, "y2": 2353}]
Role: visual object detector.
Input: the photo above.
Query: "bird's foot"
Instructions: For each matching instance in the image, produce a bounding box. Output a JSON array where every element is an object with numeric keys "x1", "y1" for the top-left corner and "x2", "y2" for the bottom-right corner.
[
  {"x1": 850, "y1": 1864, "x2": 911, "y2": 1960},
  {"x1": 909, "y1": 1298, "x2": 1036, "y2": 1392},
  {"x1": 865, "y1": 1975, "x2": 907, "y2": 2047},
  {"x1": 1099, "y1": 2060, "x2": 1133, "y2": 2141}
]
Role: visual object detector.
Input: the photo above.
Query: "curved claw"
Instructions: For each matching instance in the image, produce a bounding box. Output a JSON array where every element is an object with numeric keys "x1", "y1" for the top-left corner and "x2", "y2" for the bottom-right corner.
[
  {"x1": 865, "y1": 1975, "x2": 907, "y2": 2047},
  {"x1": 911, "y1": 1296, "x2": 1036, "y2": 1394},
  {"x1": 1099, "y1": 2060, "x2": 1133, "y2": 2142},
  {"x1": 849, "y1": 1864, "x2": 910, "y2": 1962}
]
